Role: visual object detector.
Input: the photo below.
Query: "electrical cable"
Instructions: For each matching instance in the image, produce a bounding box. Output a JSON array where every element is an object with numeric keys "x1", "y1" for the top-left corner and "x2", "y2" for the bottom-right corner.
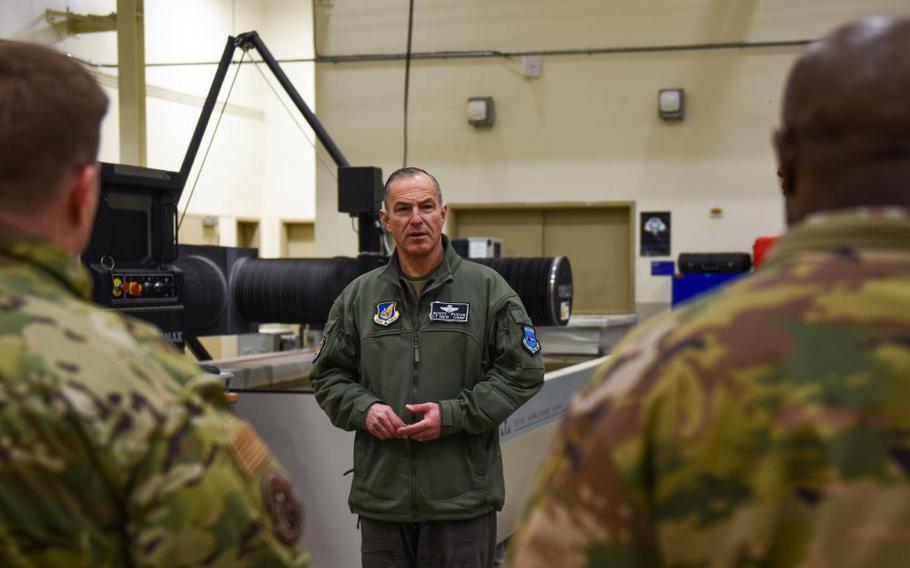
[
  {"x1": 178, "y1": 51, "x2": 247, "y2": 230},
  {"x1": 402, "y1": 0, "x2": 415, "y2": 166},
  {"x1": 250, "y1": 55, "x2": 339, "y2": 181}
]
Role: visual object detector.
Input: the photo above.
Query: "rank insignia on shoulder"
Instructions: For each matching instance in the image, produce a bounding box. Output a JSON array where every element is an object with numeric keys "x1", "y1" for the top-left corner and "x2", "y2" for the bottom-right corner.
[
  {"x1": 312, "y1": 336, "x2": 326, "y2": 363},
  {"x1": 373, "y1": 301, "x2": 400, "y2": 326},
  {"x1": 522, "y1": 324, "x2": 541, "y2": 355},
  {"x1": 429, "y1": 301, "x2": 470, "y2": 323},
  {"x1": 229, "y1": 424, "x2": 270, "y2": 479}
]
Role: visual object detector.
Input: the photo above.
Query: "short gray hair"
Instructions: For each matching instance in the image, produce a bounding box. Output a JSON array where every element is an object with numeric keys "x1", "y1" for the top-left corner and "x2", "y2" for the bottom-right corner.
[{"x1": 382, "y1": 166, "x2": 443, "y2": 209}]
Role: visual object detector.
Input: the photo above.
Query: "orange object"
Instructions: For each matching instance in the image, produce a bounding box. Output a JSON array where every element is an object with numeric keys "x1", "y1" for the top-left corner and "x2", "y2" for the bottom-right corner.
[
  {"x1": 753, "y1": 236, "x2": 780, "y2": 269},
  {"x1": 127, "y1": 281, "x2": 143, "y2": 297}
]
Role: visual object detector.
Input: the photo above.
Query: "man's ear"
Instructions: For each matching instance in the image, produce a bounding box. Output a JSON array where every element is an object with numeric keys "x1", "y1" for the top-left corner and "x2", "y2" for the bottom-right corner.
[
  {"x1": 379, "y1": 206, "x2": 390, "y2": 230},
  {"x1": 66, "y1": 163, "x2": 101, "y2": 245},
  {"x1": 773, "y1": 129, "x2": 797, "y2": 197},
  {"x1": 440, "y1": 203, "x2": 448, "y2": 224}
]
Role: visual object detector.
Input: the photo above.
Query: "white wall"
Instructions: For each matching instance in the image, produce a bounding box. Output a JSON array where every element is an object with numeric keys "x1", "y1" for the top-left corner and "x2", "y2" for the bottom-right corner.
[
  {"x1": 1, "y1": 0, "x2": 316, "y2": 258},
  {"x1": 313, "y1": 0, "x2": 910, "y2": 311}
]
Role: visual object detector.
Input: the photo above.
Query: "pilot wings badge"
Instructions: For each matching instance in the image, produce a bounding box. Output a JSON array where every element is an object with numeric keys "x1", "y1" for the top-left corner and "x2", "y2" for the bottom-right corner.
[{"x1": 373, "y1": 301, "x2": 400, "y2": 326}]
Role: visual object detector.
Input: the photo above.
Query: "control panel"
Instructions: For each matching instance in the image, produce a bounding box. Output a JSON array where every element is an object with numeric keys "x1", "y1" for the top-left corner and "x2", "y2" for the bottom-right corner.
[{"x1": 110, "y1": 273, "x2": 176, "y2": 301}]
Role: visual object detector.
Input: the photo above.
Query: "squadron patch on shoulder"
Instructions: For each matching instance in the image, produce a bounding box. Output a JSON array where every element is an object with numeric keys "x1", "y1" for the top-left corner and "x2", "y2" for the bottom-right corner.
[
  {"x1": 522, "y1": 324, "x2": 541, "y2": 355},
  {"x1": 429, "y1": 301, "x2": 470, "y2": 323},
  {"x1": 312, "y1": 336, "x2": 326, "y2": 363},
  {"x1": 373, "y1": 301, "x2": 400, "y2": 327},
  {"x1": 262, "y1": 469, "x2": 303, "y2": 545}
]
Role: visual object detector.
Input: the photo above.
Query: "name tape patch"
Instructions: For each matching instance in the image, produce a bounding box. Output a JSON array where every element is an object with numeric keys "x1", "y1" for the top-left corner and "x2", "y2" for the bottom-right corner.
[{"x1": 429, "y1": 301, "x2": 470, "y2": 323}]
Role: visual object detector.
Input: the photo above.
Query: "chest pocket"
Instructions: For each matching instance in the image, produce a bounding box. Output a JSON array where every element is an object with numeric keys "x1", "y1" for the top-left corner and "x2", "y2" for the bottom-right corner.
[{"x1": 418, "y1": 327, "x2": 483, "y2": 400}]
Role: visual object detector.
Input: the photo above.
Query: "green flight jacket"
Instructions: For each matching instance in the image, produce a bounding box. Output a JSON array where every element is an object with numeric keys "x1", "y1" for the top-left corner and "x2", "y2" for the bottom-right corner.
[{"x1": 311, "y1": 237, "x2": 545, "y2": 522}]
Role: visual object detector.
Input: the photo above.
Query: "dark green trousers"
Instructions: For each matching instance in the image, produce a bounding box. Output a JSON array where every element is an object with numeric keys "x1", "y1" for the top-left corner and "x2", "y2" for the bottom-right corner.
[{"x1": 360, "y1": 511, "x2": 497, "y2": 568}]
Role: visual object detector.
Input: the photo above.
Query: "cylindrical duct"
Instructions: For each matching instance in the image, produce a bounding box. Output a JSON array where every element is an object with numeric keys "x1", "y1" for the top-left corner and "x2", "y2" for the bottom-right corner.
[
  {"x1": 175, "y1": 254, "x2": 228, "y2": 333},
  {"x1": 232, "y1": 257, "x2": 360, "y2": 326},
  {"x1": 470, "y1": 257, "x2": 573, "y2": 327}
]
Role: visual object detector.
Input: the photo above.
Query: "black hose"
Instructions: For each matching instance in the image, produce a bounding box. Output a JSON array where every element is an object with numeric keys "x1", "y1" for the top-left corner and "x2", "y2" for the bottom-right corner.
[
  {"x1": 470, "y1": 257, "x2": 573, "y2": 326},
  {"x1": 232, "y1": 257, "x2": 360, "y2": 325}
]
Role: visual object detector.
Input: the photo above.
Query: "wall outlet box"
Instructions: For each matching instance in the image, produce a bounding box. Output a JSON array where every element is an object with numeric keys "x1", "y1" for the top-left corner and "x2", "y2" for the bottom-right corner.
[{"x1": 520, "y1": 55, "x2": 542, "y2": 78}]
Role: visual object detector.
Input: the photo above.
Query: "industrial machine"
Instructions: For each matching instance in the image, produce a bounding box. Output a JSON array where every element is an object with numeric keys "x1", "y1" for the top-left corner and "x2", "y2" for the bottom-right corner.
[{"x1": 83, "y1": 32, "x2": 574, "y2": 360}]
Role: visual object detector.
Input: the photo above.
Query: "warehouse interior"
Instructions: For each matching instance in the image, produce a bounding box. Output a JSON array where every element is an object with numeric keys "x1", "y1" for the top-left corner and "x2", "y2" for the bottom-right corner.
[
  {"x1": 12, "y1": 0, "x2": 907, "y2": 320},
  {"x1": 3, "y1": 1, "x2": 910, "y2": 566}
]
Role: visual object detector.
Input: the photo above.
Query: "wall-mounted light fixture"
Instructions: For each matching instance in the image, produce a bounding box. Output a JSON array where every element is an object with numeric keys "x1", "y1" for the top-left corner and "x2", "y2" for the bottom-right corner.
[
  {"x1": 658, "y1": 88, "x2": 685, "y2": 121},
  {"x1": 467, "y1": 96, "x2": 495, "y2": 128}
]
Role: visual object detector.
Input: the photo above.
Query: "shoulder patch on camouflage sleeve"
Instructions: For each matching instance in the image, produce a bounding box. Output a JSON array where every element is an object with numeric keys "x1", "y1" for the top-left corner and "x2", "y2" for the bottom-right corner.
[
  {"x1": 228, "y1": 424, "x2": 270, "y2": 479},
  {"x1": 262, "y1": 469, "x2": 304, "y2": 545}
]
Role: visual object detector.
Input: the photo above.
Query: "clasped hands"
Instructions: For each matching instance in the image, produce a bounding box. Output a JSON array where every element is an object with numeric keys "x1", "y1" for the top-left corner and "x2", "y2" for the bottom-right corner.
[{"x1": 366, "y1": 402, "x2": 441, "y2": 442}]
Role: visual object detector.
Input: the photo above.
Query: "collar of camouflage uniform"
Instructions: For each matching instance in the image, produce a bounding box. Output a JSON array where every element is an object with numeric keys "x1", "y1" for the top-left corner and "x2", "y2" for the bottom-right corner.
[
  {"x1": 766, "y1": 206, "x2": 910, "y2": 267},
  {"x1": 0, "y1": 226, "x2": 93, "y2": 300}
]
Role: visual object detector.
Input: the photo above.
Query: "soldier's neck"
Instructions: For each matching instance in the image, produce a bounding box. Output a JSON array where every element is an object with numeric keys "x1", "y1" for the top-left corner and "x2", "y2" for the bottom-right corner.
[
  {"x1": 0, "y1": 211, "x2": 81, "y2": 256},
  {"x1": 398, "y1": 246, "x2": 444, "y2": 279}
]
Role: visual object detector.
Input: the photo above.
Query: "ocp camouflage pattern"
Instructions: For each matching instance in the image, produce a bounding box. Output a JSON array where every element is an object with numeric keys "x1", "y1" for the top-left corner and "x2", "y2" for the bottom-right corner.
[
  {"x1": 509, "y1": 209, "x2": 910, "y2": 567},
  {"x1": 0, "y1": 228, "x2": 308, "y2": 567}
]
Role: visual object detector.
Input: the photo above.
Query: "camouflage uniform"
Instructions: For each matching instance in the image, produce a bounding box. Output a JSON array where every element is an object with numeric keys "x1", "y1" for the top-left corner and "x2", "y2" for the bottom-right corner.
[
  {"x1": 0, "y1": 228, "x2": 308, "y2": 567},
  {"x1": 509, "y1": 208, "x2": 910, "y2": 567}
]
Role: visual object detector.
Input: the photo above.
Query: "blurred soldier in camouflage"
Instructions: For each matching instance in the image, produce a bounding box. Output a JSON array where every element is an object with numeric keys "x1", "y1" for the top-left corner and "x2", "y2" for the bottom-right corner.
[
  {"x1": 509, "y1": 16, "x2": 910, "y2": 568},
  {"x1": 0, "y1": 41, "x2": 307, "y2": 566}
]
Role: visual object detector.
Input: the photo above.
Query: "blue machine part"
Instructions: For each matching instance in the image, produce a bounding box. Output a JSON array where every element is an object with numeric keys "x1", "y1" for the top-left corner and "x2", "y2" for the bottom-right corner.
[{"x1": 672, "y1": 272, "x2": 746, "y2": 307}]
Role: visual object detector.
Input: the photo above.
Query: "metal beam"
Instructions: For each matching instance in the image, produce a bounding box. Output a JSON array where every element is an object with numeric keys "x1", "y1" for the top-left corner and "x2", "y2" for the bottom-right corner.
[
  {"x1": 116, "y1": 0, "x2": 147, "y2": 167},
  {"x1": 45, "y1": 9, "x2": 117, "y2": 35}
]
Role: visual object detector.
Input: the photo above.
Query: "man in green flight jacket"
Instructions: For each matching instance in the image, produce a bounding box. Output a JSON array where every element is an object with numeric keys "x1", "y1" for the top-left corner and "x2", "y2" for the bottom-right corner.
[{"x1": 312, "y1": 166, "x2": 545, "y2": 568}]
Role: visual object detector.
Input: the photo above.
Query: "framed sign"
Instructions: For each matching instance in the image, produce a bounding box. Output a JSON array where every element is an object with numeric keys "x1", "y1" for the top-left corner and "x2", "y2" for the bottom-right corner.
[{"x1": 640, "y1": 211, "x2": 671, "y2": 256}]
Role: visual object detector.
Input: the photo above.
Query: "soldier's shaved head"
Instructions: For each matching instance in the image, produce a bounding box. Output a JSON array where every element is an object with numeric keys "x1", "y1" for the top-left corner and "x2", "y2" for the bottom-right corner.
[{"x1": 775, "y1": 16, "x2": 910, "y2": 224}]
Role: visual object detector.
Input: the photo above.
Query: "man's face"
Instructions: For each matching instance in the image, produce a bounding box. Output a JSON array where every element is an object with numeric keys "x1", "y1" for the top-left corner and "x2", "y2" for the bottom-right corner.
[{"x1": 380, "y1": 173, "x2": 447, "y2": 260}]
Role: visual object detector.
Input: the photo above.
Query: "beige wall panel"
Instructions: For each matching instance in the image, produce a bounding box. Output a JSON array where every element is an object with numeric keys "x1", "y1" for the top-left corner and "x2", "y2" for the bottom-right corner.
[
  {"x1": 238, "y1": 220, "x2": 261, "y2": 250},
  {"x1": 452, "y1": 209, "x2": 543, "y2": 258},
  {"x1": 315, "y1": 50, "x2": 790, "y2": 301},
  {"x1": 178, "y1": 214, "x2": 219, "y2": 245},
  {"x1": 315, "y1": 0, "x2": 910, "y2": 55},
  {"x1": 283, "y1": 222, "x2": 317, "y2": 258},
  {"x1": 543, "y1": 208, "x2": 632, "y2": 314},
  {"x1": 313, "y1": 1, "x2": 910, "y2": 308}
]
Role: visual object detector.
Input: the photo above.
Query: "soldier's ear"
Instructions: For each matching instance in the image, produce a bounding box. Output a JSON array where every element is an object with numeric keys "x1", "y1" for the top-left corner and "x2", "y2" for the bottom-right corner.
[
  {"x1": 68, "y1": 163, "x2": 99, "y2": 218},
  {"x1": 773, "y1": 129, "x2": 798, "y2": 197},
  {"x1": 67, "y1": 163, "x2": 101, "y2": 250}
]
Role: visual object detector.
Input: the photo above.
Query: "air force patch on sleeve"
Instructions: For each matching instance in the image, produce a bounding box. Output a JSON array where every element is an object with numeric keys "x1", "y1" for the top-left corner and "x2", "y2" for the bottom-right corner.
[
  {"x1": 312, "y1": 336, "x2": 326, "y2": 363},
  {"x1": 522, "y1": 324, "x2": 541, "y2": 354},
  {"x1": 429, "y1": 301, "x2": 470, "y2": 323},
  {"x1": 374, "y1": 301, "x2": 400, "y2": 326}
]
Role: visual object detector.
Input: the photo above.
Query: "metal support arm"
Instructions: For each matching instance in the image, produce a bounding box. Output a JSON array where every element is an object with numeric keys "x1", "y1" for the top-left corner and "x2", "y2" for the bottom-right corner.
[
  {"x1": 178, "y1": 31, "x2": 382, "y2": 252},
  {"x1": 179, "y1": 31, "x2": 350, "y2": 187}
]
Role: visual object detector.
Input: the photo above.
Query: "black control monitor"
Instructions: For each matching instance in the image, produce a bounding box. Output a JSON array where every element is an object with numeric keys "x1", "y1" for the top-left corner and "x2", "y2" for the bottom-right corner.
[
  {"x1": 84, "y1": 163, "x2": 182, "y2": 270},
  {"x1": 83, "y1": 163, "x2": 186, "y2": 346}
]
